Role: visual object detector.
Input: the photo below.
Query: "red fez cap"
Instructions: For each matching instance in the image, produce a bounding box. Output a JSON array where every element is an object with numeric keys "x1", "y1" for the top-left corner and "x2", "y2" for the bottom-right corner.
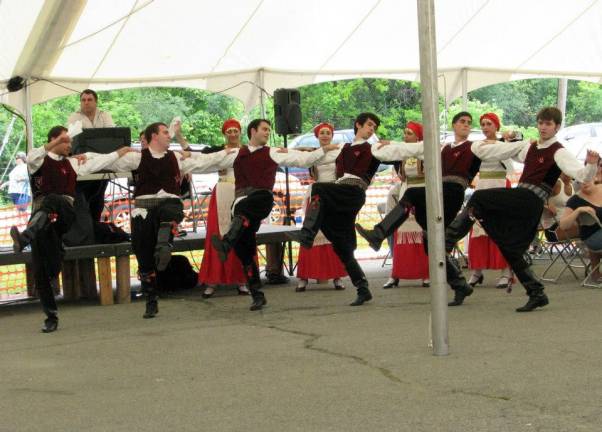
[
  {"x1": 479, "y1": 112, "x2": 501, "y2": 131},
  {"x1": 313, "y1": 122, "x2": 334, "y2": 138},
  {"x1": 406, "y1": 121, "x2": 423, "y2": 141},
  {"x1": 222, "y1": 118, "x2": 241, "y2": 134}
]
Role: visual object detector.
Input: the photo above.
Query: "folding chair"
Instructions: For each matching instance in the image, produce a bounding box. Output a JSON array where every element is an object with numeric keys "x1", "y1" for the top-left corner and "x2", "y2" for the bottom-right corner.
[
  {"x1": 576, "y1": 212, "x2": 602, "y2": 288},
  {"x1": 539, "y1": 224, "x2": 587, "y2": 283}
]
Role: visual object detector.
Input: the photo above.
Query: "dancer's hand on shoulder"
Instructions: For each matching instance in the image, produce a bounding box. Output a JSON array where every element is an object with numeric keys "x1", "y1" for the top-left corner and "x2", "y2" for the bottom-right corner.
[{"x1": 72, "y1": 154, "x2": 87, "y2": 165}]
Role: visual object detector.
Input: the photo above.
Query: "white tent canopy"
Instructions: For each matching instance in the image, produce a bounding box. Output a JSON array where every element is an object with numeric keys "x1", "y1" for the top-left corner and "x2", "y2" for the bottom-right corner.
[{"x1": 2, "y1": 0, "x2": 602, "y2": 113}]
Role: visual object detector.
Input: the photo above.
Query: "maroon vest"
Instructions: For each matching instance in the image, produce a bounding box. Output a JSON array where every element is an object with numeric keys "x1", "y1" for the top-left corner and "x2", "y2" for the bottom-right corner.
[
  {"x1": 441, "y1": 141, "x2": 481, "y2": 183},
  {"x1": 31, "y1": 155, "x2": 77, "y2": 199},
  {"x1": 335, "y1": 142, "x2": 380, "y2": 184},
  {"x1": 134, "y1": 148, "x2": 181, "y2": 197},
  {"x1": 234, "y1": 146, "x2": 278, "y2": 191},
  {"x1": 518, "y1": 141, "x2": 563, "y2": 192}
]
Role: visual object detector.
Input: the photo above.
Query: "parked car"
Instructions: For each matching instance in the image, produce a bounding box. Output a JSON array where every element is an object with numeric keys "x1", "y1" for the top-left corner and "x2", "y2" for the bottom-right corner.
[
  {"x1": 100, "y1": 143, "x2": 307, "y2": 231},
  {"x1": 557, "y1": 122, "x2": 602, "y2": 161},
  {"x1": 286, "y1": 128, "x2": 380, "y2": 184}
]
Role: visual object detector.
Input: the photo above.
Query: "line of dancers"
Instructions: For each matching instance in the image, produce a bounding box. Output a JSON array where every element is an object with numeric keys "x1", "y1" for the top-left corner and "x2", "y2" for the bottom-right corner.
[{"x1": 10, "y1": 107, "x2": 599, "y2": 333}]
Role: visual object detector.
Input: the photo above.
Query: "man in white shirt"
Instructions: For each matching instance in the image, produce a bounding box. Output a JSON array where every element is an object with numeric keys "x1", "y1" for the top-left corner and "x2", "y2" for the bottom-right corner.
[{"x1": 67, "y1": 89, "x2": 115, "y2": 128}]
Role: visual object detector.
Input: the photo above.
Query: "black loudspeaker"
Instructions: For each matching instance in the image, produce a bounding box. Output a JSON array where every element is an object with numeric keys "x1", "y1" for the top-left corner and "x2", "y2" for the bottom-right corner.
[{"x1": 273, "y1": 88, "x2": 302, "y2": 136}]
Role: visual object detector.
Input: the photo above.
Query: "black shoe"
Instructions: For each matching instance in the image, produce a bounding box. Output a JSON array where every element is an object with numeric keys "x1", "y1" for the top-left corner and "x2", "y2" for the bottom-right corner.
[
  {"x1": 211, "y1": 234, "x2": 230, "y2": 263},
  {"x1": 350, "y1": 287, "x2": 373, "y2": 306},
  {"x1": 143, "y1": 298, "x2": 158, "y2": 319},
  {"x1": 250, "y1": 291, "x2": 267, "y2": 311},
  {"x1": 382, "y1": 278, "x2": 399, "y2": 289},
  {"x1": 201, "y1": 288, "x2": 215, "y2": 299},
  {"x1": 41, "y1": 316, "x2": 58, "y2": 333},
  {"x1": 355, "y1": 224, "x2": 384, "y2": 252},
  {"x1": 516, "y1": 293, "x2": 549, "y2": 312},
  {"x1": 266, "y1": 273, "x2": 290, "y2": 285},
  {"x1": 448, "y1": 285, "x2": 474, "y2": 307},
  {"x1": 422, "y1": 280, "x2": 430, "y2": 288}
]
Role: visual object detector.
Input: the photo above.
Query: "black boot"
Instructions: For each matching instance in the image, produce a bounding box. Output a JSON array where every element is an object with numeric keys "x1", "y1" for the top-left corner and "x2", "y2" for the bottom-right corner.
[
  {"x1": 356, "y1": 202, "x2": 410, "y2": 252},
  {"x1": 11, "y1": 210, "x2": 49, "y2": 253},
  {"x1": 514, "y1": 267, "x2": 549, "y2": 312},
  {"x1": 155, "y1": 222, "x2": 176, "y2": 271},
  {"x1": 445, "y1": 207, "x2": 475, "y2": 253},
  {"x1": 287, "y1": 197, "x2": 322, "y2": 248},
  {"x1": 244, "y1": 263, "x2": 267, "y2": 311},
  {"x1": 211, "y1": 215, "x2": 247, "y2": 262},
  {"x1": 343, "y1": 259, "x2": 372, "y2": 306},
  {"x1": 141, "y1": 278, "x2": 159, "y2": 319},
  {"x1": 41, "y1": 314, "x2": 58, "y2": 333},
  {"x1": 446, "y1": 255, "x2": 473, "y2": 306},
  {"x1": 350, "y1": 278, "x2": 373, "y2": 306}
]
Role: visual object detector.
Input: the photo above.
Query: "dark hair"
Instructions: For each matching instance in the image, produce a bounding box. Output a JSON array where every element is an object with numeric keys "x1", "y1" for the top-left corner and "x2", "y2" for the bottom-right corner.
[
  {"x1": 354, "y1": 112, "x2": 381, "y2": 134},
  {"x1": 139, "y1": 131, "x2": 145, "y2": 138},
  {"x1": 80, "y1": 89, "x2": 98, "y2": 102},
  {"x1": 47, "y1": 126, "x2": 68, "y2": 142},
  {"x1": 452, "y1": 111, "x2": 472, "y2": 124},
  {"x1": 246, "y1": 118, "x2": 271, "y2": 139},
  {"x1": 536, "y1": 107, "x2": 562, "y2": 125},
  {"x1": 144, "y1": 122, "x2": 168, "y2": 144}
]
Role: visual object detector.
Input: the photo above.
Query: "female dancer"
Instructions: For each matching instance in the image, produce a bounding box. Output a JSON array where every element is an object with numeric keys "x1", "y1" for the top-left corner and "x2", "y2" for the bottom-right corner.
[
  {"x1": 198, "y1": 119, "x2": 251, "y2": 298},
  {"x1": 296, "y1": 123, "x2": 347, "y2": 292}
]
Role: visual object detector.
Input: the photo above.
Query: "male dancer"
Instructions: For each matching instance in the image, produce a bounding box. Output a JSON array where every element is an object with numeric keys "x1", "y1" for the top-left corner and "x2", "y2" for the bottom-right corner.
[
  {"x1": 288, "y1": 113, "x2": 423, "y2": 306},
  {"x1": 10, "y1": 126, "x2": 132, "y2": 332},
  {"x1": 355, "y1": 112, "x2": 481, "y2": 299},
  {"x1": 444, "y1": 107, "x2": 599, "y2": 311},
  {"x1": 211, "y1": 119, "x2": 337, "y2": 311},
  {"x1": 110, "y1": 122, "x2": 234, "y2": 319}
]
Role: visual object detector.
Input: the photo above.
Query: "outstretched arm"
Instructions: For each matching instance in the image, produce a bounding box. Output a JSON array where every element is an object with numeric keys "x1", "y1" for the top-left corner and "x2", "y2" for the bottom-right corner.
[
  {"x1": 471, "y1": 140, "x2": 529, "y2": 163},
  {"x1": 73, "y1": 147, "x2": 136, "y2": 176},
  {"x1": 270, "y1": 146, "x2": 329, "y2": 168},
  {"x1": 555, "y1": 148, "x2": 599, "y2": 183},
  {"x1": 180, "y1": 148, "x2": 238, "y2": 174},
  {"x1": 372, "y1": 140, "x2": 424, "y2": 161}
]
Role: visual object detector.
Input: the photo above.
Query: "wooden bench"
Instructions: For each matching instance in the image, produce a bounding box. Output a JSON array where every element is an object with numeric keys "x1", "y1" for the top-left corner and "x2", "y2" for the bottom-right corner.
[{"x1": 0, "y1": 224, "x2": 300, "y2": 306}]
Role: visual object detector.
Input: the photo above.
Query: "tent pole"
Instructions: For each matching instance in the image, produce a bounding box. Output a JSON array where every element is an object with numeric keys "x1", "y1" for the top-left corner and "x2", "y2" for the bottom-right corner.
[
  {"x1": 557, "y1": 78, "x2": 568, "y2": 128},
  {"x1": 23, "y1": 80, "x2": 34, "y2": 152},
  {"x1": 417, "y1": 0, "x2": 449, "y2": 356},
  {"x1": 259, "y1": 69, "x2": 266, "y2": 118},
  {"x1": 461, "y1": 68, "x2": 468, "y2": 111}
]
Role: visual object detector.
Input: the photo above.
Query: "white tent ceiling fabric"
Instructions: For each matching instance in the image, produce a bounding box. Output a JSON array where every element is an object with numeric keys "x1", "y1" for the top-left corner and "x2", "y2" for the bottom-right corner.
[{"x1": 1, "y1": 0, "x2": 602, "y2": 112}]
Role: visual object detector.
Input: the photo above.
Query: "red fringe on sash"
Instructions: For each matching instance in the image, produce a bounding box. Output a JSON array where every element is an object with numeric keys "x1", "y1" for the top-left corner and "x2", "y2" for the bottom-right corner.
[{"x1": 392, "y1": 230, "x2": 429, "y2": 279}]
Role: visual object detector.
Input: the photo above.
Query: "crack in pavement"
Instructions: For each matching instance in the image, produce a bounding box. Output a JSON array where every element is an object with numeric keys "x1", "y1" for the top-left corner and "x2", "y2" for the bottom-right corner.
[{"x1": 264, "y1": 324, "x2": 409, "y2": 386}]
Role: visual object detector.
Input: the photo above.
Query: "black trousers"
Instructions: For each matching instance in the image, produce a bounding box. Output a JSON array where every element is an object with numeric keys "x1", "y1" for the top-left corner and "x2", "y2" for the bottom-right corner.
[
  {"x1": 402, "y1": 182, "x2": 466, "y2": 232},
  {"x1": 31, "y1": 194, "x2": 76, "y2": 317},
  {"x1": 131, "y1": 199, "x2": 184, "y2": 276},
  {"x1": 310, "y1": 183, "x2": 366, "y2": 282},
  {"x1": 231, "y1": 190, "x2": 274, "y2": 266},
  {"x1": 467, "y1": 187, "x2": 543, "y2": 272}
]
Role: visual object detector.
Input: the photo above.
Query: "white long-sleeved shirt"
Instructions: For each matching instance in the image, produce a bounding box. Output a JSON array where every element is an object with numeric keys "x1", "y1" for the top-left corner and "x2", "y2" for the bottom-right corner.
[
  {"x1": 67, "y1": 110, "x2": 115, "y2": 129},
  {"x1": 26, "y1": 146, "x2": 120, "y2": 176},
  {"x1": 218, "y1": 145, "x2": 328, "y2": 169},
  {"x1": 471, "y1": 136, "x2": 597, "y2": 183},
  {"x1": 370, "y1": 140, "x2": 425, "y2": 162}
]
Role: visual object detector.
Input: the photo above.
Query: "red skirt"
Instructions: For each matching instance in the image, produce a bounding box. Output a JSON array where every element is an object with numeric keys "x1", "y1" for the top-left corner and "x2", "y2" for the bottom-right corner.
[
  {"x1": 391, "y1": 231, "x2": 429, "y2": 280},
  {"x1": 198, "y1": 188, "x2": 248, "y2": 285},
  {"x1": 468, "y1": 231, "x2": 508, "y2": 270},
  {"x1": 297, "y1": 243, "x2": 347, "y2": 280}
]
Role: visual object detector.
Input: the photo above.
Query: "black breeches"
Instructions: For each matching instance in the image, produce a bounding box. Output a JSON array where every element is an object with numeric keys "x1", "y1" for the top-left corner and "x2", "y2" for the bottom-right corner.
[
  {"x1": 232, "y1": 190, "x2": 274, "y2": 266},
  {"x1": 466, "y1": 188, "x2": 543, "y2": 272},
  {"x1": 131, "y1": 199, "x2": 184, "y2": 275},
  {"x1": 310, "y1": 183, "x2": 366, "y2": 279},
  {"x1": 31, "y1": 194, "x2": 76, "y2": 316},
  {"x1": 402, "y1": 182, "x2": 465, "y2": 231}
]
